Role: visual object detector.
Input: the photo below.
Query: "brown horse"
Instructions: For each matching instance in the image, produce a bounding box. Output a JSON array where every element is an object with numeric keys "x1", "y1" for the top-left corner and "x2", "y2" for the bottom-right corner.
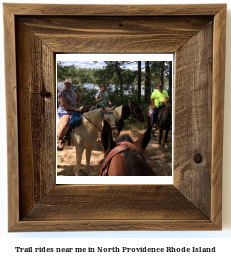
[
  {"x1": 99, "y1": 120, "x2": 156, "y2": 176},
  {"x1": 146, "y1": 103, "x2": 172, "y2": 147},
  {"x1": 158, "y1": 103, "x2": 172, "y2": 147}
]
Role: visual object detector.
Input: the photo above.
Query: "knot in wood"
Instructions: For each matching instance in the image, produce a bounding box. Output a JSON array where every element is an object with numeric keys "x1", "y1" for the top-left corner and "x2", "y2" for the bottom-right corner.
[{"x1": 194, "y1": 153, "x2": 202, "y2": 164}]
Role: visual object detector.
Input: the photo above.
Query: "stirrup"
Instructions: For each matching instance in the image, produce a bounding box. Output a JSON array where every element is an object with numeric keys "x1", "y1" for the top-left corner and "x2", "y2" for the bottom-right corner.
[
  {"x1": 153, "y1": 123, "x2": 158, "y2": 131},
  {"x1": 57, "y1": 140, "x2": 64, "y2": 151}
]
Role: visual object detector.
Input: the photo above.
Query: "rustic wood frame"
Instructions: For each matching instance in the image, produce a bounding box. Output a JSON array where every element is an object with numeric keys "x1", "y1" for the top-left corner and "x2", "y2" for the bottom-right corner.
[{"x1": 4, "y1": 4, "x2": 226, "y2": 232}]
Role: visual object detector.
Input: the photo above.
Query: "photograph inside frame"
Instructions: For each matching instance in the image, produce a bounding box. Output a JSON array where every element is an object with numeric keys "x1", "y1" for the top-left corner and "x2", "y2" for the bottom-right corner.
[{"x1": 56, "y1": 54, "x2": 174, "y2": 184}]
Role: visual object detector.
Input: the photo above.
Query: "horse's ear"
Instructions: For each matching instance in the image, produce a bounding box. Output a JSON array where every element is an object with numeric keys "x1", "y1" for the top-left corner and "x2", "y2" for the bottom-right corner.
[
  {"x1": 134, "y1": 125, "x2": 152, "y2": 151},
  {"x1": 101, "y1": 120, "x2": 116, "y2": 155},
  {"x1": 111, "y1": 105, "x2": 116, "y2": 110}
]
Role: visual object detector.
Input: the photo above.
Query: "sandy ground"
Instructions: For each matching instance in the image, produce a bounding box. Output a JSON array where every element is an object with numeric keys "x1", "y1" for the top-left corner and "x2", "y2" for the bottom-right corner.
[{"x1": 57, "y1": 129, "x2": 172, "y2": 176}]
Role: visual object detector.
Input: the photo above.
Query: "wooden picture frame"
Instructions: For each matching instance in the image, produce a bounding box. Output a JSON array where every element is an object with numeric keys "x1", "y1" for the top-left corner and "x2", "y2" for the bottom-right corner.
[{"x1": 4, "y1": 4, "x2": 226, "y2": 231}]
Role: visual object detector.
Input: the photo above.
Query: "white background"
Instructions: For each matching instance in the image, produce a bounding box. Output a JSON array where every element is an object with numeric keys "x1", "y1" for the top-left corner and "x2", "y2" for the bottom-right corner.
[
  {"x1": 56, "y1": 53, "x2": 174, "y2": 184},
  {"x1": 0, "y1": 0, "x2": 230, "y2": 260}
]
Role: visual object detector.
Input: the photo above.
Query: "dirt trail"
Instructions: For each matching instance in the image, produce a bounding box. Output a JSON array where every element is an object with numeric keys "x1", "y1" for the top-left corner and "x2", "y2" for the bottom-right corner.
[{"x1": 57, "y1": 129, "x2": 172, "y2": 176}]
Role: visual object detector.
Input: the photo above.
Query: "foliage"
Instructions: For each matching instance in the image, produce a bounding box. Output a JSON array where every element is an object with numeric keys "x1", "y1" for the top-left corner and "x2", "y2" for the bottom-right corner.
[
  {"x1": 123, "y1": 116, "x2": 147, "y2": 131},
  {"x1": 57, "y1": 61, "x2": 172, "y2": 127}
]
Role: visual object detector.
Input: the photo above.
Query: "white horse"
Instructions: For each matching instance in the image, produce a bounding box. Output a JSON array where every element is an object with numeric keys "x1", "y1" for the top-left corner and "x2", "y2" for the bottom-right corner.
[{"x1": 70, "y1": 106, "x2": 118, "y2": 175}]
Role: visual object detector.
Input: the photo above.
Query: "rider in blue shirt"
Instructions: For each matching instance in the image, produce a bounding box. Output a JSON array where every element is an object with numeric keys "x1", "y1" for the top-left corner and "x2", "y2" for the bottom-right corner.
[{"x1": 96, "y1": 85, "x2": 112, "y2": 107}]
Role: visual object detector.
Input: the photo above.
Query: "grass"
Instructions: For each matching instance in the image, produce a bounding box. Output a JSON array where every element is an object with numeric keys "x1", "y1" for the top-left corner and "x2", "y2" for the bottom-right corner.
[{"x1": 123, "y1": 115, "x2": 148, "y2": 131}]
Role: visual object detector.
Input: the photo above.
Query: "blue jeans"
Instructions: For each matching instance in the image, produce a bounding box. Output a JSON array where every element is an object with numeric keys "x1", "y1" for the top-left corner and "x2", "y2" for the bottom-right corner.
[
  {"x1": 96, "y1": 104, "x2": 110, "y2": 109},
  {"x1": 151, "y1": 108, "x2": 158, "y2": 125}
]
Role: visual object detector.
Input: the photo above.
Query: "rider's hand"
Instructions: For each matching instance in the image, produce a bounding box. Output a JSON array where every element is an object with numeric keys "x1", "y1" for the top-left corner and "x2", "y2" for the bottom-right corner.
[{"x1": 76, "y1": 89, "x2": 81, "y2": 96}]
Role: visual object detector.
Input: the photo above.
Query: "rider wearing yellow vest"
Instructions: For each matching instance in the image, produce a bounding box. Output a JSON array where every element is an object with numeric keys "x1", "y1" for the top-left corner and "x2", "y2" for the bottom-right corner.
[{"x1": 150, "y1": 84, "x2": 169, "y2": 129}]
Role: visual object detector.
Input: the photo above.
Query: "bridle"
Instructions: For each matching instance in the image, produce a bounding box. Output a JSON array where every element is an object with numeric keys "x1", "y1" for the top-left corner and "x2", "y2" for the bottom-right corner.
[
  {"x1": 100, "y1": 141, "x2": 143, "y2": 176},
  {"x1": 101, "y1": 110, "x2": 117, "y2": 130},
  {"x1": 128, "y1": 102, "x2": 143, "y2": 119}
]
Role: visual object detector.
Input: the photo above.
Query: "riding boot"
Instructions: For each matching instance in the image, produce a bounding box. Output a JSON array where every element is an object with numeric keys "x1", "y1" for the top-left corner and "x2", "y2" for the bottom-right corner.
[{"x1": 57, "y1": 139, "x2": 64, "y2": 151}]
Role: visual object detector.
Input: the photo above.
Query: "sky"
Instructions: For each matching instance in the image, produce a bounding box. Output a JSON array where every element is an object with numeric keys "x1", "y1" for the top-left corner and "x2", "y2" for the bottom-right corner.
[
  {"x1": 56, "y1": 54, "x2": 174, "y2": 71},
  {"x1": 59, "y1": 61, "x2": 141, "y2": 70}
]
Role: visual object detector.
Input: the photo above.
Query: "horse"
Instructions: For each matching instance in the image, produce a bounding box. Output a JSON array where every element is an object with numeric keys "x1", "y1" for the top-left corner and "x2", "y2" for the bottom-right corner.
[
  {"x1": 146, "y1": 103, "x2": 172, "y2": 147},
  {"x1": 58, "y1": 106, "x2": 118, "y2": 176},
  {"x1": 80, "y1": 104, "x2": 97, "y2": 114},
  {"x1": 99, "y1": 120, "x2": 157, "y2": 176},
  {"x1": 81, "y1": 101, "x2": 144, "y2": 134},
  {"x1": 113, "y1": 101, "x2": 144, "y2": 134}
]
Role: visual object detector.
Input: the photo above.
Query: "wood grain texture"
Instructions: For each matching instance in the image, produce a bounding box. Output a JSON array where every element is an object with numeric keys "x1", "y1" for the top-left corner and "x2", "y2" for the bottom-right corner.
[
  {"x1": 3, "y1": 4, "x2": 19, "y2": 231},
  {"x1": 18, "y1": 16, "x2": 213, "y2": 53},
  {"x1": 174, "y1": 22, "x2": 213, "y2": 218},
  {"x1": 12, "y1": 185, "x2": 217, "y2": 232},
  {"x1": 22, "y1": 185, "x2": 207, "y2": 221},
  {"x1": 4, "y1": 3, "x2": 226, "y2": 231},
  {"x1": 11, "y1": 220, "x2": 219, "y2": 232},
  {"x1": 211, "y1": 5, "x2": 226, "y2": 228},
  {"x1": 16, "y1": 19, "x2": 56, "y2": 218},
  {"x1": 3, "y1": 4, "x2": 225, "y2": 16}
]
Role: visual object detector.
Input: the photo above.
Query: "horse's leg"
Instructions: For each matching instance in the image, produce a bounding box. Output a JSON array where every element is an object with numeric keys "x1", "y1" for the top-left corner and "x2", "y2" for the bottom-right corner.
[
  {"x1": 149, "y1": 116, "x2": 156, "y2": 137},
  {"x1": 159, "y1": 128, "x2": 163, "y2": 146},
  {"x1": 75, "y1": 146, "x2": 84, "y2": 176},
  {"x1": 164, "y1": 129, "x2": 170, "y2": 148},
  {"x1": 85, "y1": 146, "x2": 93, "y2": 175}
]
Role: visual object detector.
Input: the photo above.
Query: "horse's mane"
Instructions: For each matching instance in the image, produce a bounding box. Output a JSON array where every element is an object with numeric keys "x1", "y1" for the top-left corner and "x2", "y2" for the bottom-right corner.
[
  {"x1": 124, "y1": 149, "x2": 156, "y2": 176},
  {"x1": 115, "y1": 134, "x2": 133, "y2": 143},
  {"x1": 115, "y1": 134, "x2": 156, "y2": 176}
]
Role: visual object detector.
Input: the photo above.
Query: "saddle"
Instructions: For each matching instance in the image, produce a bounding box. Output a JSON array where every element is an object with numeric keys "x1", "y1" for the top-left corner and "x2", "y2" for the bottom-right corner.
[
  {"x1": 149, "y1": 105, "x2": 165, "y2": 124},
  {"x1": 100, "y1": 142, "x2": 143, "y2": 176},
  {"x1": 89, "y1": 105, "x2": 97, "y2": 111},
  {"x1": 157, "y1": 106, "x2": 165, "y2": 125}
]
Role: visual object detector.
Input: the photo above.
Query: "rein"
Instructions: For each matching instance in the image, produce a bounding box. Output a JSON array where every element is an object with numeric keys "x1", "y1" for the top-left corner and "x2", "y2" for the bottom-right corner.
[
  {"x1": 128, "y1": 102, "x2": 143, "y2": 119},
  {"x1": 100, "y1": 142, "x2": 143, "y2": 176},
  {"x1": 82, "y1": 110, "x2": 117, "y2": 131}
]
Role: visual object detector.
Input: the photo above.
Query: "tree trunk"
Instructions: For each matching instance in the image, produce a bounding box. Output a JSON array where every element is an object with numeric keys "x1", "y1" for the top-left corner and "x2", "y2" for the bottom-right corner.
[
  {"x1": 138, "y1": 61, "x2": 141, "y2": 104},
  {"x1": 145, "y1": 61, "x2": 151, "y2": 103},
  {"x1": 160, "y1": 61, "x2": 165, "y2": 85},
  {"x1": 168, "y1": 61, "x2": 172, "y2": 99},
  {"x1": 115, "y1": 61, "x2": 123, "y2": 98}
]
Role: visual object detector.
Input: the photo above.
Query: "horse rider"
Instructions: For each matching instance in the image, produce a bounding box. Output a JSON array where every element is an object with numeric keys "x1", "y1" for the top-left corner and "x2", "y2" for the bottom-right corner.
[
  {"x1": 150, "y1": 83, "x2": 169, "y2": 130},
  {"x1": 96, "y1": 84, "x2": 112, "y2": 108},
  {"x1": 57, "y1": 78, "x2": 82, "y2": 150}
]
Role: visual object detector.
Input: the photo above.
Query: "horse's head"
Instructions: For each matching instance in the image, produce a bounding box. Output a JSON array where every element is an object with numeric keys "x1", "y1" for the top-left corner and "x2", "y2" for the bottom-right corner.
[
  {"x1": 101, "y1": 105, "x2": 119, "y2": 138},
  {"x1": 100, "y1": 120, "x2": 155, "y2": 176},
  {"x1": 129, "y1": 101, "x2": 145, "y2": 122}
]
